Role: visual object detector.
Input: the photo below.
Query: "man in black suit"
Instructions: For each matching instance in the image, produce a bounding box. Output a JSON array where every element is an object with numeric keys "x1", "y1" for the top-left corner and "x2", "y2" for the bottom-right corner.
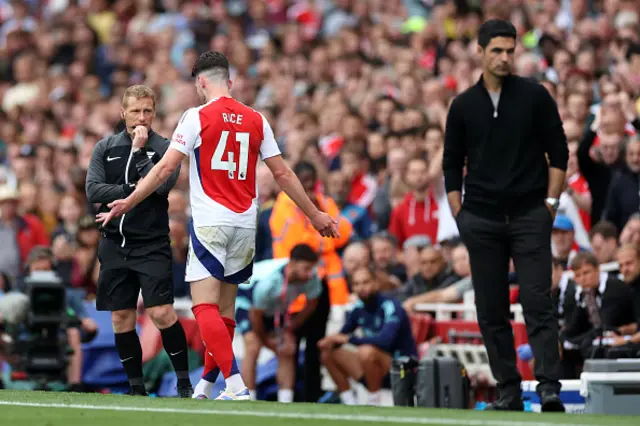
[
  {"x1": 606, "y1": 244, "x2": 640, "y2": 356},
  {"x1": 563, "y1": 252, "x2": 636, "y2": 359},
  {"x1": 443, "y1": 19, "x2": 568, "y2": 411}
]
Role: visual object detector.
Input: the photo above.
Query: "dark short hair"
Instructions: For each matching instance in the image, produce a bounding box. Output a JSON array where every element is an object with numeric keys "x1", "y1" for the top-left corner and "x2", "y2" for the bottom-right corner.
[
  {"x1": 293, "y1": 161, "x2": 317, "y2": 180},
  {"x1": 290, "y1": 244, "x2": 318, "y2": 263},
  {"x1": 589, "y1": 221, "x2": 618, "y2": 241},
  {"x1": 191, "y1": 51, "x2": 230, "y2": 79},
  {"x1": 477, "y1": 19, "x2": 517, "y2": 48},
  {"x1": 626, "y1": 43, "x2": 640, "y2": 62},
  {"x1": 570, "y1": 251, "x2": 599, "y2": 271}
]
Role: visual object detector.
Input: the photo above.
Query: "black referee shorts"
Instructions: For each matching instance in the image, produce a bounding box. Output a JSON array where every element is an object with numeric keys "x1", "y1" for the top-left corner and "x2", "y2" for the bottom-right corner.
[{"x1": 96, "y1": 236, "x2": 174, "y2": 312}]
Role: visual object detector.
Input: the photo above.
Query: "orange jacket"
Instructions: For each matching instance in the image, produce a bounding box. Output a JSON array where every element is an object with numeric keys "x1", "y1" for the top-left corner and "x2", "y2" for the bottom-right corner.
[{"x1": 270, "y1": 192, "x2": 352, "y2": 309}]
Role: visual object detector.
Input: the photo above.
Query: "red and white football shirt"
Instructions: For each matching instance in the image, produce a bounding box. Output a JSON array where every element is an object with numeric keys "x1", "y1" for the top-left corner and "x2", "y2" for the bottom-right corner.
[{"x1": 169, "y1": 96, "x2": 281, "y2": 229}]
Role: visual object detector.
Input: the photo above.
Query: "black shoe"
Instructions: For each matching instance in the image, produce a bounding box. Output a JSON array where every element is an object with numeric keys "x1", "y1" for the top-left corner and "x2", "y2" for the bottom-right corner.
[
  {"x1": 540, "y1": 391, "x2": 565, "y2": 412},
  {"x1": 484, "y1": 395, "x2": 524, "y2": 411},
  {"x1": 177, "y1": 380, "x2": 193, "y2": 398},
  {"x1": 127, "y1": 385, "x2": 148, "y2": 396},
  {"x1": 68, "y1": 384, "x2": 86, "y2": 393}
]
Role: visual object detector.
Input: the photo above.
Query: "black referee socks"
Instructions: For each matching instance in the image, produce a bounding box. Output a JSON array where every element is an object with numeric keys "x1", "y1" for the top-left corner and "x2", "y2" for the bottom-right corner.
[
  {"x1": 161, "y1": 320, "x2": 190, "y2": 381},
  {"x1": 114, "y1": 330, "x2": 144, "y2": 387}
]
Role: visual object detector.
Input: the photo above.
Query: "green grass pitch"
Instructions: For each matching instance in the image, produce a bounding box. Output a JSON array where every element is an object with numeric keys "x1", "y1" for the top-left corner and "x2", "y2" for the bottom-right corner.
[{"x1": 0, "y1": 390, "x2": 636, "y2": 426}]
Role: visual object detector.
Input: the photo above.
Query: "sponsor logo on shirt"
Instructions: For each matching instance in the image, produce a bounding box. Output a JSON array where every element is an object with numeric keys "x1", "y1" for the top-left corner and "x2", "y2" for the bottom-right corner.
[{"x1": 173, "y1": 133, "x2": 186, "y2": 146}]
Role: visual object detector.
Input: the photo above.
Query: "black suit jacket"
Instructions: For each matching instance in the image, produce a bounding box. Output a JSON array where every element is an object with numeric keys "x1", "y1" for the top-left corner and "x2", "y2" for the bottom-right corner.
[{"x1": 564, "y1": 278, "x2": 636, "y2": 345}]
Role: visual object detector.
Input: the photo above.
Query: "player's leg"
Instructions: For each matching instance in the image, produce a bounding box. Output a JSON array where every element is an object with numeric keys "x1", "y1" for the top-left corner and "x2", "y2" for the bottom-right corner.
[
  {"x1": 241, "y1": 330, "x2": 262, "y2": 400},
  {"x1": 275, "y1": 328, "x2": 297, "y2": 403},
  {"x1": 96, "y1": 238, "x2": 146, "y2": 395},
  {"x1": 137, "y1": 244, "x2": 192, "y2": 397},
  {"x1": 65, "y1": 328, "x2": 83, "y2": 391},
  {"x1": 320, "y1": 346, "x2": 363, "y2": 405},
  {"x1": 357, "y1": 344, "x2": 392, "y2": 405},
  {"x1": 211, "y1": 226, "x2": 257, "y2": 399}
]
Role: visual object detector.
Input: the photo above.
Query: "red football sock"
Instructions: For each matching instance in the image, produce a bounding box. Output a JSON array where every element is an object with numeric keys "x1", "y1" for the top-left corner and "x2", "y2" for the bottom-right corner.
[
  {"x1": 222, "y1": 317, "x2": 236, "y2": 340},
  {"x1": 202, "y1": 349, "x2": 218, "y2": 381},
  {"x1": 192, "y1": 303, "x2": 234, "y2": 378}
]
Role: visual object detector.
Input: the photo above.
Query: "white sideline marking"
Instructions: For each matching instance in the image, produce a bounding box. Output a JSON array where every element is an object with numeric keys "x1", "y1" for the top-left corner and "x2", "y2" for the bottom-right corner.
[{"x1": 0, "y1": 400, "x2": 596, "y2": 426}]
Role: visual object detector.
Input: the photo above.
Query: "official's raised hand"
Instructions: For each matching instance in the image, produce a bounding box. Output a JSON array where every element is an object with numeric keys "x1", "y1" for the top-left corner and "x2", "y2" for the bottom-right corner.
[{"x1": 132, "y1": 126, "x2": 149, "y2": 150}]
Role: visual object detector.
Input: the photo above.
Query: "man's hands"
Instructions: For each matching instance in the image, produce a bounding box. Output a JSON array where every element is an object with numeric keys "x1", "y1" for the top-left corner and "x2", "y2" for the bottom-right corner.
[
  {"x1": 317, "y1": 334, "x2": 349, "y2": 350},
  {"x1": 132, "y1": 126, "x2": 149, "y2": 151},
  {"x1": 311, "y1": 211, "x2": 340, "y2": 238},
  {"x1": 95, "y1": 198, "x2": 135, "y2": 226},
  {"x1": 402, "y1": 298, "x2": 417, "y2": 314}
]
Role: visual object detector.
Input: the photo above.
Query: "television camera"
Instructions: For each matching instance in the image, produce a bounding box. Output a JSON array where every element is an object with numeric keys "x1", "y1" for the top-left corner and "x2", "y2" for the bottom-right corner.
[{"x1": 0, "y1": 271, "x2": 72, "y2": 389}]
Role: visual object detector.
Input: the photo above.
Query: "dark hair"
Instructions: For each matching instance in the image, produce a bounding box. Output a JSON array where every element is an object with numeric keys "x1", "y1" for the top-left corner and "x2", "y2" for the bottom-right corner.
[
  {"x1": 570, "y1": 251, "x2": 599, "y2": 271},
  {"x1": 589, "y1": 221, "x2": 618, "y2": 241},
  {"x1": 0, "y1": 271, "x2": 12, "y2": 292},
  {"x1": 551, "y1": 256, "x2": 563, "y2": 268},
  {"x1": 293, "y1": 161, "x2": 317, "y2": 180},
  {"x1": 290, "y1": 244, "x2": 318, "y2": 263},
  {"x1": 477, "y1": 19, "x2": 517, "y2": 48},
  {"x1": 191, "y1": 51, "x2": 230, "y2": 79},
  {"x1": 626, "y1": 43, "x2": 640, "y2": 62}
]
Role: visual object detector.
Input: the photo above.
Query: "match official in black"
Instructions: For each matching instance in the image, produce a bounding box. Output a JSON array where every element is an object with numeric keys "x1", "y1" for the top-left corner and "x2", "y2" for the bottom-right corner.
[
  {"x1": 86, "y1": 85, "x2": 192, "y2": 397},
  {"x1": 443, "y1": 20, "x2": 568, "y2": 412}
]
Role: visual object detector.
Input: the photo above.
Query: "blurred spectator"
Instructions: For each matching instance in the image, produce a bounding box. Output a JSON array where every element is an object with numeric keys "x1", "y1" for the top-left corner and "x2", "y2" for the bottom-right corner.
[
  {"x1": 589, "y1": 221, "x2": 619, "y2": 265},
  {"x1": 270, "y1": 162, "x2": 352, "y2": 308},
  {"x1": 255, "y1": 162, "x2": 278, "y2": 262},
  {"x1": 397, "y1": 245, "x2": 457, "y2": 306},
  {"x1": 369, "y1": 231, "x2": 406, "y2": 285},
  {"x1": 563, "y1": 252, "x2": 636, "y2": 359},
  {"x1": 168, "y1": 216, "x2": 189, "y2": 298},
  {"x1": 401, "y1": 234, "x2": 431, "y2": 278},
  {"x1": 341, "y1": 241, "x2": 371, "y2": 292},
  {"x1": 326, "y1": 169, "x2": 373, "y2": 242},
  {"x1": 552, "y1": 215, "x2": 587, "y2": 269},
  {"x1": 318, "y1": 266, "x2": 417, "y2": 406},
  {"x1": 559, "y1": 135, "x2": 592, "y2": 248},
  {"x1": 402, "y1": 244, "x2": 473, "y2": 312},
  {"x1": 389, "y1": 157, "x2": 439, "y2": 247},
  {"x1": 0, "y1": 185, "x2": 49, "y2": 279},
  {"x1": 603, "y1": 137, "x2": 640, "y2": 231},
  {"x1": 578, "y1": 107, "x2": 635, "y2": 225},
  {"x1": 620, "y1": 213, "x2": 640, "y2": 246},
  {"x1": 247, "y1": 244, "x2": 323, "y2": 403}
]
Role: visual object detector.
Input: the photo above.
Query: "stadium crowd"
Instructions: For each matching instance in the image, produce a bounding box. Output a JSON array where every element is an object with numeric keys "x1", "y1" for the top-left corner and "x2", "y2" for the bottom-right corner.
[{"x1": 1, "y1": 0, "x2": 640, "y2": 403}]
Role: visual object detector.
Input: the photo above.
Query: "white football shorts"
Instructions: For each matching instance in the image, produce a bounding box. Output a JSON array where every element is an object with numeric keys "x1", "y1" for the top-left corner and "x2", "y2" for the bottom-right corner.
[{"x1": 186, "y1": 223, "x2": 256, "y2": 284}]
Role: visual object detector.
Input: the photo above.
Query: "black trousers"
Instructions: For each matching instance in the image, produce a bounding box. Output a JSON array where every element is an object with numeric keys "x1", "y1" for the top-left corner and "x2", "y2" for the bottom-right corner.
[
  {"x1": 294, "y1": 279, "x2": 331, "y2": 402},
  {"x1": 457, "y1": 204, "x2": 561, "y2": 396}
]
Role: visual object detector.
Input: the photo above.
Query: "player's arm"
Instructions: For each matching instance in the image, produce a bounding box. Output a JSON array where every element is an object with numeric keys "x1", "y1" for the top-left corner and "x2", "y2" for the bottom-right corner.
[
  {"x1": 125, "y1": 149, "x2": 184, "y2": 208},
  {"x1": 288, "y1": 275, "x2": 322, "y2": 331},
  {"x1": 249, "y1": 308, "x2": 276, "y2": 351},
  {"x1": 96, "y1": 110, "x2": 198, "y2": 225},
  {"x1": 288, "y1": 298, "x2": 318, "y2": 332},
  {"x1": 122, "y1": 110, "x2": 198, "y2": 210},
  {"x1": 260, "y1": 117, "x2": 340, "y2": 238},
  {"x1": 85, "y1": 139, "x2": 131, "y2": 204},
  {"x1": 132, "y1": 139, "x2": 181, "y2": 196},
  {"x1": 265, "y1": 156, "x2": 321, "y2": 219},
  {"x1": 264, "y1": 154, "x2": 339, "y2": 237}
]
